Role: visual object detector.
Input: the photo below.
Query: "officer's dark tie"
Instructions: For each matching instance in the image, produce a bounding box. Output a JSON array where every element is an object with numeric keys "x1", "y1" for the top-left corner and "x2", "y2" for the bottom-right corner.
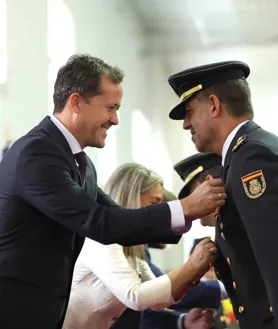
[{"x1": 74, "y1": 151, "x2": 87, "y2": 185}]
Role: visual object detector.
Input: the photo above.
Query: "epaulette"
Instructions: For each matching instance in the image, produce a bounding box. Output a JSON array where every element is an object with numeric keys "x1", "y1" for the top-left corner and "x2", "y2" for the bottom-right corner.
[{"x1": 232, "y1": 135, "x2": 247, "y2": 152}]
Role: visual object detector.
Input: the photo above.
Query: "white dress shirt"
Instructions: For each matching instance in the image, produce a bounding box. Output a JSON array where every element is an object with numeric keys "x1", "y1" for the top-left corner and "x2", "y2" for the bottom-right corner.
[
  {"x1": 49, "y1": 115, "x2": 190, "y2": 233},
  {"x1": 62, "y1": 239, "x2": 174, "y2": 329},
  {"x1": 50, "y1": 115, "x2": 82, "y2": 155},
  {"x1": 221, "y1": 120, "x2": 249, "y2": 165}
]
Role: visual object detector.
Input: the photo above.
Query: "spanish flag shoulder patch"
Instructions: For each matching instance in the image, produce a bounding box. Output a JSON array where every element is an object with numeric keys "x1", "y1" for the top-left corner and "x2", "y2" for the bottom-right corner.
[{"x1": 241, "y1": 170, "x2": 266, "y2": 199}]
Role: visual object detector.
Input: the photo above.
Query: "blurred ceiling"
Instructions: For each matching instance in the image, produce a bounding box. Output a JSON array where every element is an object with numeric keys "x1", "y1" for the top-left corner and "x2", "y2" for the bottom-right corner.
[{"x1": 131, "y1": 0, "x2": 278, "y2": 73}]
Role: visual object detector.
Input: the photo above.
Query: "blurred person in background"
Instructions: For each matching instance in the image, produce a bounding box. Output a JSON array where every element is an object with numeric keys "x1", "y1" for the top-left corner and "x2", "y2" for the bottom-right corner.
[
  {"x1": 63, "y1": 163, "x2": 216, "y2": 329},
  {"x1": 112, "y1": 185, "x2": 226, "y2": 329},
  {"x1": 189, "y1": 238, "x2": 228, "y2": 329},
  {"x1": 145, "y1": 187, "x2": 227, "y2": 309},
  {"x1": 140, "y1": 186, "x2": 228, "y2": 329},
  {"x1": 174, "y1": 153, "x2": 222, "y2": 227},
  {"x1": 175, "y1": 152, "x2": 238, "y2": 329}
]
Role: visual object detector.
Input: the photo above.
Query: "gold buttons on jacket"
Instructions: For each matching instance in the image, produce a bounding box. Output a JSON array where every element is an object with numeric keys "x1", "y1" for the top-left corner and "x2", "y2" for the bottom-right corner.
[
  {"x1": 221, "y1": 232, "x2": 225, "y2": 240},
  {"x1": 233, "y1": 281, "x2": 237, "y2": 289},
  {"x1": 270, "y1": 306, "x2": 273, "y2": 313},
  {"x1": 227, "y1": 257, "x2": 231, "y2": 265},
  {"x1": 220, "y1": 223, "x2": 224, "y2": 229},
  {"x1": 238, "y1": 306, "x2": 244, "y2": 313}
]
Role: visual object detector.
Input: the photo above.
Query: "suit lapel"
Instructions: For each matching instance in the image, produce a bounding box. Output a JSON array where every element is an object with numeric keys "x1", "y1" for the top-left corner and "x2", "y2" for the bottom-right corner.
[
  {"x1": 37, "y1": 116, "x2": 79, "y2": 179},
  {"x1": 84, "y1": 167, "x2": 97, "y2": 199}
]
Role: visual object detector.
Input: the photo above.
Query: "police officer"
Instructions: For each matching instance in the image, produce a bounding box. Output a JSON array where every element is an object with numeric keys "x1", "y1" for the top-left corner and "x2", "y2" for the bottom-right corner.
[
  {"x1": 168, "y1": 61, "x2": 278, "y2": 329},
  {"x1": 174, "y1": 152, "x2": 233, "y2": 329}
]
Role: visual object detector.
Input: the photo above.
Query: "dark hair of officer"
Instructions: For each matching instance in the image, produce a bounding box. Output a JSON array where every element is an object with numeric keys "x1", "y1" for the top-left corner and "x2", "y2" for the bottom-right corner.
[
  {"x1": 198, "y1": 165, "x2": 222, "y2": 183},
  {"x1": 174, "y1": 153, "x2": 222, "y2": 200},
  {"x1": 53, "y1": 54, "x2": 124, "y2": 113},
  {"x1": 195, "y1": 79, "x2": 254, "y2": 118}
]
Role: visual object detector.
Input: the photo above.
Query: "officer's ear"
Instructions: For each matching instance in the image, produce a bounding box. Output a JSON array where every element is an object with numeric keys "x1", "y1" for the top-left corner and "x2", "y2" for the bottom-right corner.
[
  {"x1": 205, "y1": 174, "x2": 214, "y2": 181},
  {"x1": 208, "y1": 95, "x2": 221, "y2": 118}
]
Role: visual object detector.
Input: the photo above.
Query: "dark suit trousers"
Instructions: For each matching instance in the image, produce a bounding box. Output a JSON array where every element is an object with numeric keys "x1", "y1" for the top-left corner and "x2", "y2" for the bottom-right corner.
[{"x1": 0, "y1": 277, "x2": 66, "y2": 329}]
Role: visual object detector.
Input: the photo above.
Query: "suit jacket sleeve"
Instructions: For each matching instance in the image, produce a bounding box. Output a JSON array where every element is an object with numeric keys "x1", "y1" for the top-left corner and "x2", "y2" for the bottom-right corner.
[
  {"x1": 96, "y1": 187, "x2": 182, "y2": 245},
  {"x1": 15, "y1": 138, "x2": 176, "y2": 246},
  {"x1": 141, "y1": 308, "x2": 182, "y2": 329},
  {"x1": 170, "y1": 280, "x2": 221, "y2": 310},
  {"x1": 97, "y1": 186, "x2": 119, "y2": 207},
  {"x1": 232, "y1": 143, "x2": 278, "y2": 319},
  {"x1": 94, "y1": 161, "x2": 181, "y2": 244}
]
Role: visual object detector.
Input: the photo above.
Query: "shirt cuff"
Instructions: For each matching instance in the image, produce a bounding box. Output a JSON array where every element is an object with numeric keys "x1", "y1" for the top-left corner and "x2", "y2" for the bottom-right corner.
[
  {"x1": 218, "y1": 280, "x2": 228, "y2": 300},
  {"x1": 177, "y1": 313, "x2": 186, "y2": 329},
  {"x1": 168, "y1": 200, "x2": 192, "y2": 234}
]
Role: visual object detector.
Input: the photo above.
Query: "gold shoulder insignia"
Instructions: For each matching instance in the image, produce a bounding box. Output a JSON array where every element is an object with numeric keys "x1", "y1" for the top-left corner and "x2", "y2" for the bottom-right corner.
[
  {"x1": 241, "y1": 170, "x2": 266, "y2": 199},
  {"x1": 232, "y1": 135, "x2": 246, "y2": 152}
]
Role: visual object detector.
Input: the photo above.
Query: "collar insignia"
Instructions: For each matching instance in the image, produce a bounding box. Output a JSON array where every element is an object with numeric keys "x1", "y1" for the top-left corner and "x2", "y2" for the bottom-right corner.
[{"x1": 232, "y1": 135, "x2": 247, "y2": 152}]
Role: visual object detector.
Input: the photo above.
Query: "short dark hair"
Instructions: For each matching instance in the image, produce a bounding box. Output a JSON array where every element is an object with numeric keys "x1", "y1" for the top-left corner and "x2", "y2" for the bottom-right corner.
[
  {"x1": 53, "y1": 54, "x2": 124, "y2": 113},
  {"x1": 196, "y1": 79, "x2": 254, "y2": 118},
  {"x1": 198, "y1": 165, "x2": 222, "y2": 183}
]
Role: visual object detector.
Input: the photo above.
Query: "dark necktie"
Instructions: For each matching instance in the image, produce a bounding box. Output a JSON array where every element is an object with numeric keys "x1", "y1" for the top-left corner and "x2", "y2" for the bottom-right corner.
[
  {"x1": 74, "y1": 151, "x2": 87, "y2": 185},
  {"x1": 220, "y1": 162, "x2": 227, "y2": 183}
]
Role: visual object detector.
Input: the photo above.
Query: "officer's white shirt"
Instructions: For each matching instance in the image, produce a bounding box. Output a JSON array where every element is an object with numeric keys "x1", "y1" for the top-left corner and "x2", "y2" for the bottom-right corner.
[{"x1": 222, "y1": 120, "x2": 249, "y2": 165}]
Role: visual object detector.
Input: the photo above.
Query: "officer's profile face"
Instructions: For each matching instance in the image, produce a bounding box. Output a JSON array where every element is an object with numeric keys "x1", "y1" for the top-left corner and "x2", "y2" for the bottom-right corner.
[
  {"x1": 189, "y1": 177, "x2": 217, "y2": 227},
  {"x1": 183, "y1": 95, "x2": 217, "y2": 153}
]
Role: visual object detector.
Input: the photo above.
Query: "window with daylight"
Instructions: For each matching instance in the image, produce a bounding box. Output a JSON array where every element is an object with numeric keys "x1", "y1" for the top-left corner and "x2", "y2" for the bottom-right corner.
[
  {"x1": 131, "y1": 109, "x2": 173, "y2": 187},
  {"x1": 0, "y1": 0, "x2": 7, "y2": 84},
  {"x1": 131, "y1": 110, "x2": 152, "y2": 167},
  {"x1": 47, "y1": 0, "x2": 75, "y2": 113},
  {"x1": 97, "y1": 124, "x2": 118, "y2": 187}
]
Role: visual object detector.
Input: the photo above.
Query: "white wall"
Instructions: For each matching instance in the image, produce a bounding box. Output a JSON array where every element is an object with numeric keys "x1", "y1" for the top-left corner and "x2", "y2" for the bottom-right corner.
[{"x1": 1, "y1": 0, "x2": 48, "y2": 142}]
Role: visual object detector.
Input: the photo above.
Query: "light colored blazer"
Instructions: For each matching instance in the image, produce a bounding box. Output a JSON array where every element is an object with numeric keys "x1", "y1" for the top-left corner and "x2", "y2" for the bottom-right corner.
[{"x1": 63, "y1": 238, "x2": 174, "y2": 329}]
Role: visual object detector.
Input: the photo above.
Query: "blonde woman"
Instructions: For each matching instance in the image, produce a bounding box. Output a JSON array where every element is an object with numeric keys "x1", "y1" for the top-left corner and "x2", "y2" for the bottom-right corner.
[{"x1": 63, "y1": 163, "x2": 216, "y2": 329}]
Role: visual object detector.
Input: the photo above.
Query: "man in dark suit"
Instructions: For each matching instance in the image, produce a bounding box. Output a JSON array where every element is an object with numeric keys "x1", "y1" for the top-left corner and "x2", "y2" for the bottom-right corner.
[
  {"x1": 0, "y1": 54, "x2": 226, "y2": 329},
  {"x1": 168, "y1": 60, "x2": 278, "y2": 329}
]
